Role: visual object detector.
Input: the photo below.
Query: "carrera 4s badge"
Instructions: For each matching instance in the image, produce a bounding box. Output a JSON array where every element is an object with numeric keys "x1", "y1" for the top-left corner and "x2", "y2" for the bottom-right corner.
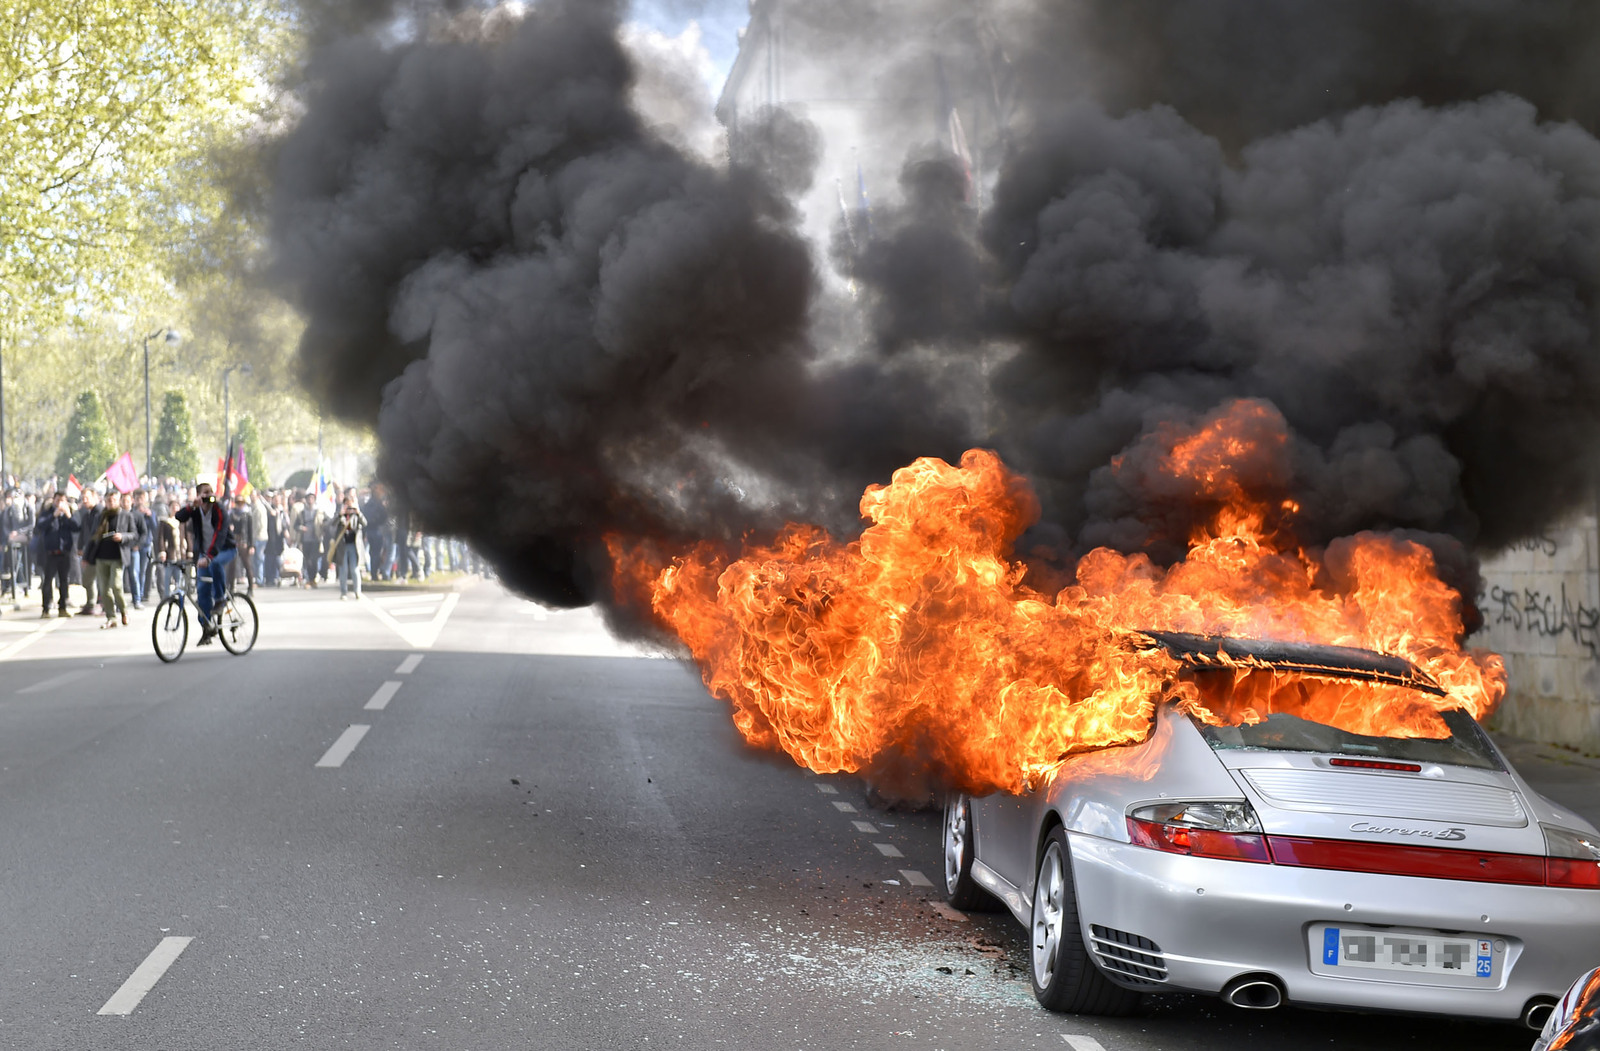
[{"x1": 1349, "y1": 821, "x2": 1467, "y2": 841}]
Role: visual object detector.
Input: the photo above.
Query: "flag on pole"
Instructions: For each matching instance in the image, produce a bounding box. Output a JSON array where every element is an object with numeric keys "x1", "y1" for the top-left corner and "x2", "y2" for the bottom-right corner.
[
  {"x1": 313, "y1": 460, "x2": 335, "y2": 516},
  {"x1": 65, "y1": 474, "x2": 82, "y2": 500},
  {"x1": 106, "y1": 453, "x2": 138, "y2": 494},
  {"x1": 233, "y1": 447, "x2": 254, "y2": 500}
]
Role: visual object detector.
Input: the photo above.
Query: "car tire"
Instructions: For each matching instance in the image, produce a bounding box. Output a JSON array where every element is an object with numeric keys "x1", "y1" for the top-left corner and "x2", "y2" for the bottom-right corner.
[
  {"x1": 943, "y1": 795, "x2": 1000, "y2": 911},
  {"x1": 1030, "y1": 826, "x2": 1141, "y2": 1016}
]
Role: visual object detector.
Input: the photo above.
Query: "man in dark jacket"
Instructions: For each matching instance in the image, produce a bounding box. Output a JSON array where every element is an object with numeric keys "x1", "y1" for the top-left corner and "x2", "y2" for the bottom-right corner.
[
  {"x1": 2, "y1": 488, "x2": 34, "y2": 603},
  {"x1": 88, "y1": 492, "x2": 138, "y2": 627},
  {"x1": 175, "y1": 482, "x2": 235, "y2": 643},
  {"x1": 34, "y1": 491, "x2": 79, "y2": 617},
  {"x1": 229, "y1": 494, "x2": 256, "y2": 595}
]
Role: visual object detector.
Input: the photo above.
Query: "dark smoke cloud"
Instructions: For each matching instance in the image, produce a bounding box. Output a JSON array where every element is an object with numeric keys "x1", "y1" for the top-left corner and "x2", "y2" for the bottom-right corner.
[
  {"x1": 271, "y1": 0, "x2": 973, "y2": 607},
  {"x1": 272, "y1": 0, "x2": 1600, "y2": 628}
]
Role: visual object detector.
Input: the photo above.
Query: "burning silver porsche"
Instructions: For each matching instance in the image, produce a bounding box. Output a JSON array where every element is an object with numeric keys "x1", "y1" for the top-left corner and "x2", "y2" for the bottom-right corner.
[{"x1": 944, "y1": 632, "x2": 1600, "y2": 1028}]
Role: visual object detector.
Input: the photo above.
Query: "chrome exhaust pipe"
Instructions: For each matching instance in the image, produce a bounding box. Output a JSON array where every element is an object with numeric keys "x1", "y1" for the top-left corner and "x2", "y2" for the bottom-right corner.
[
  {"x1": 1523, "y1": 996, "x2": 1558, "y2": 1031},
  {"x1": 1222, "y1": 974, "x2": 1286, "y2": 1010}
]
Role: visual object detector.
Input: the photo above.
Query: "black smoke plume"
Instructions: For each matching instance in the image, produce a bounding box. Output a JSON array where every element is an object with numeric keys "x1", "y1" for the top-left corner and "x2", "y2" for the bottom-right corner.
[{"x1": 271, "y1": 0, "x2": 1600, "y2": 628}]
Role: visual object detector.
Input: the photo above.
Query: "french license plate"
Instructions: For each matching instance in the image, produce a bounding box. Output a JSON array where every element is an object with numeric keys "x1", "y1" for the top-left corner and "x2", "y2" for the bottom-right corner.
[{"x1": 1319, "y1": 927, "x2": 1495, "y2": 979}]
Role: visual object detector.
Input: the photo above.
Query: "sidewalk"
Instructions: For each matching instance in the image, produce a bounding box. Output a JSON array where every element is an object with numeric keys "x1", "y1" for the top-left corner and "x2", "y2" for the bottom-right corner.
[{"x1": 1493, "y1": 732, "x2": 1600, "y2": 828}]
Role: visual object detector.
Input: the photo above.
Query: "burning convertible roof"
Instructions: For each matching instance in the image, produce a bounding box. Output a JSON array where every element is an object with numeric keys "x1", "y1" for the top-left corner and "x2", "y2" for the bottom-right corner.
[{"x1": 1134, "y1": 630, "x2": 1447, "y2": 697}]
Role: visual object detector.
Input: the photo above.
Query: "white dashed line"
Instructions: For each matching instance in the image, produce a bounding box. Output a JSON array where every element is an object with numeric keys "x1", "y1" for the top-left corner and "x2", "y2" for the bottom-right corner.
[
  {"x1": 832, "y1": 801, "x2": 857, "y2": 813},
  {"x1": 1063, "y1": 1037, "x2": 1108, "y2": 1051},
  {"x1": 815, "y1": 783, "x2": 838, "y2": 794},
  {"x1": 874, "y1": 843, "x2": 904, "y2": 858},
  {"x1": 851, "y1": 820, "x2": 878, "y2": 833},
  {"x1": 97, "y1": 936, "x2": 193, "y2": 1015},
  {"x1": 315, "y1": 725, "x2": 370, "y2": 768},
  {"x1": 900, "y1": 869, "x2": 933, "y2": 887},
  {"x1": 395, "y1": 654, "x2": 424, "y2": 674},
  {"x1": 364, "y1": 681, "x2": 403, "y2": 711},
  {"x1": 0, "y1": 617, "x2": 66, "y2": 662}
]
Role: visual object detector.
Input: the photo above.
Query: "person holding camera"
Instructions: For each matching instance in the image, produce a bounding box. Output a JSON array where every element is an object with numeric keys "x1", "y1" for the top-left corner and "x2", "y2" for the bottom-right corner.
[
  {"x1": 175, "y1": 482, "x2": 236, "y2": 644},
  {"x1": 329, "y1": 496, "x2": 367, "y2": 601}
]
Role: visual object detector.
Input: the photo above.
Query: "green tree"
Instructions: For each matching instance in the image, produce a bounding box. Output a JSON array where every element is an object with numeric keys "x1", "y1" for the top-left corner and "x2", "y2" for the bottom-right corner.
[
  {"x1": 234, "y1": 413, "x2": 270, "y2": 488},
  {"x1": 151, "y1": 390, "x2": 201, "y2": 482},
  {"x1": 56, "y1": 390, "x2": 116, "y2": 481}
]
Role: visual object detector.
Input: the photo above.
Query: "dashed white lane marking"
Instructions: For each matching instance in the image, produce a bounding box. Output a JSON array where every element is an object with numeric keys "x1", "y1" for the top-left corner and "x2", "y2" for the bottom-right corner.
[
  {"x1": 0, "y1": 617, "x2": 66, "y2": 662},
  {"x1": 315, "y1": 725, "x2": 370, "y2": 768},
  {"x1": 851, "y1": 820, "x2": 878, "y2": 833},
  {"x1": 16, "y1": 667, "x2": 91, "y2": 694},
  {"x1": 815, "y1": 783, "x2": 838, "y2": 795},
  {"x1": 900, "y1": 869, "x2": 933, "y2": 887},
  {"x1": 1063, "y1": 1037, "x2": 1108, "y2": 1051},
  {"x1": 364, "y1": 681, "x2": 403, "y2": 711},
  {"x1": 395, "y1": 654, "x2": 424, "y2": 675},
  {"x1": 832, "y1": 801, "x2": 857, "y2": 813},
  {"x1": 874, "y1": 843, "x2": 904, "y2": 858},
  {"x1": 97, "y1": 936, "x2": 193, "y2": 1015}
]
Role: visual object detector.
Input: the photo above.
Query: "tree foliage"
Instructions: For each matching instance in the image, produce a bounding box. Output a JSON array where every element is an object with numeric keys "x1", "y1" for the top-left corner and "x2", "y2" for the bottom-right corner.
[
  {"x1": 151, "y1": 389, "x2": 201, "y2": 482},
  {"x1": 234, "y1": 412, "x2": 271, "y2": 488},
  {"x1": 56, "y1": 389, "x2": 116, "y2": 481}
]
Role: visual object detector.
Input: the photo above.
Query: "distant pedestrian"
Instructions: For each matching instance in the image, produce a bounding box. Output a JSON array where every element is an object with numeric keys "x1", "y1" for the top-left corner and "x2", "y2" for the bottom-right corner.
[
  {"x1": 229, "y1": 494, "x2": 256, "y2": 596},
  {"x1": 74, "y1": 488, "x2": 101, "y2": 615},
  {"x1": 330, "y1": 496, "x2": 367, "y2": 600},
  {"x1": 88, "y1": 495, "x2": 137, "y2": 627},
  {"x1": 34, "y1": 492, "x2": 79, "y2": 618},
  {"x1": 155, "y1": 503, "x2": 185, "y2": 600}
]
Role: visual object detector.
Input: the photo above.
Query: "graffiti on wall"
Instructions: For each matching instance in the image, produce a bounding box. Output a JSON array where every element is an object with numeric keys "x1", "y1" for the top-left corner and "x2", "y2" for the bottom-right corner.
[
  {"x1": 1486, "y1": 580, "x2": 1600, "y2": 659},
  {"x1": 1508, "y1": 535, "x2": 1561, "y2": 558}
]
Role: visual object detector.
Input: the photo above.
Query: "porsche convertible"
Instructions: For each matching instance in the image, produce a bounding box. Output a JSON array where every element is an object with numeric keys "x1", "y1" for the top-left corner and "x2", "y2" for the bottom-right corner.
[{"x1": 943, "y1": 632, "x2": 1600, "y2": 1028}]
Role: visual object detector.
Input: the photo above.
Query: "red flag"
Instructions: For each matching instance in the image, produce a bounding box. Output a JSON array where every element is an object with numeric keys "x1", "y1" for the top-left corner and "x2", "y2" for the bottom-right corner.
[{"x1": 106, "y1": 453, "x2": 139, "y2": 494}]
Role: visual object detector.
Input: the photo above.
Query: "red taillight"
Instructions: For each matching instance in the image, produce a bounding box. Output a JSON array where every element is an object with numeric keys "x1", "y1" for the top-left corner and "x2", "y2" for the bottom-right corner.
[
  {"x1": 1127, "y1": 818, "x2": 1270, "y2": 863},
  {"x1": 1327, "y1": 757, "x2": 1422, "y2": 772},
  {"x1": 1547, "y1": 858, "x2": 1600, "y2": 889}
]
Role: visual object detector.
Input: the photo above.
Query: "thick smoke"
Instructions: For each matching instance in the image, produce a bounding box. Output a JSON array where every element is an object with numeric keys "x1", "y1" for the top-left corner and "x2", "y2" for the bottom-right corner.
[{"x1": 270, "y1": 0, "x2": 1600, "y2": 626}]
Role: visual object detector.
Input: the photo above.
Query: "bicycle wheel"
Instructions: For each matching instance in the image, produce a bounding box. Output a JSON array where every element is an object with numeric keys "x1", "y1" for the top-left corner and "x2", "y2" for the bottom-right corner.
[
  {"x1": 217, "y1": 591, "x2": 258, "y2": 655},
  {"x1": 152, "y1": 595, "x2": 188, "y2": 663}
]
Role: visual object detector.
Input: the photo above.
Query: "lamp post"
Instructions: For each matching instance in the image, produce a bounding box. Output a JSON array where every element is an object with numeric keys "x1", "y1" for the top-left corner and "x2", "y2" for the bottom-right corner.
[
  {"x1": 222, "y1": 362, "x2": 253, "y2": 459},
  {"x1": 143, "y1": 327, "x2": 182, "y2": 480}
]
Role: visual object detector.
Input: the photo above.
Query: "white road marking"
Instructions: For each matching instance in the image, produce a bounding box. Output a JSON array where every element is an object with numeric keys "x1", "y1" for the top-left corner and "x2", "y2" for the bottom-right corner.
[
  {"x1": 16, "y1": 668, "x2": 91, "y2": 694},
  {"x1": 364, "y1": 681, "x2": 403, "y2": 711},
  {"x1": 900, "y1": 869, "x2": 933, "y2": 887},
  {"x1": 928, "y1": 902, "x2": 969, "y2": 922},
  {"x1": 874, "y1": 843, "x2": 904, "y2": 858},
  {"x1": 832, "y1": 801, "x2": 857, "y2": 813},
  {"x1": 315, "y1": 725, "x2": 371, "y2": 768},
  {"x1": 379, "y1": 595, "x2": 443, "y2": 608},
  {"x1": 1063, "y1": 1038, "x2": 1108, "y2": 1051},
  {"x1": 97, "y1": 936, "x2": 193, "y2": 1015},
  {"x1": 851, "y1": 820, "x2": 878, "y2": 833},
  {"x1": 361, "y1": 592, "x2": 460, "y2": 649},
  {"x1": 395, "y1": 654, "x2": 424, "y2": 675},
  {"x1": 0, "y1": 617, "x2": 66, "y2": 662},
  {"x1": 815, "y1": 783, "x2": 838, "y2": 794}
]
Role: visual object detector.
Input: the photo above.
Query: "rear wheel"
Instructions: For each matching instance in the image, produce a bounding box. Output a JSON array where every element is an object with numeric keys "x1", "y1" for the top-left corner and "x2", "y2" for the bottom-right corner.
[
  {"x1": 152, "y1": 596, "x2": 188, "y2": 663},
  {"x1": 217, "y1": 592, "x2": 258, "y2": 655},
  {"x1": 943, "y1": 795, "x2": 1000, "y2": 911},
  {"x1": 1030, "y1": 826, "x2": 1141, "y2": 1016}
]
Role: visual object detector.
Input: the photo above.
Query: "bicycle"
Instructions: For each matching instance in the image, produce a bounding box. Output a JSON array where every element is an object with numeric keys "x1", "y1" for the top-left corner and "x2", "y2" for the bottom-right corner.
[{"x1": 152, "y1": 558, "x2": 258, "y2": 662}]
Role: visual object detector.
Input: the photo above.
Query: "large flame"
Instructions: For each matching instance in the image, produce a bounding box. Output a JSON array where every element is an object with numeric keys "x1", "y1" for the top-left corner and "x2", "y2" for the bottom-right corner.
[{"x1": 609, "y1": 401, "x2": 1506, "y2": 795}]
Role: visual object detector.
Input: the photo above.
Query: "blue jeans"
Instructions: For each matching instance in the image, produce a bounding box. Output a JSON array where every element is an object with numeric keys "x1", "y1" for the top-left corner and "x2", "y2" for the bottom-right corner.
[
  {"x1": 338, "y1": 543, "x2": 362, "y2": 597},
  {"x1": 197, "y1": 548, "x2": 236, "y2": 626},
  {"x1": 127, "y1": 548, "x2": 149, "y2": 604}
]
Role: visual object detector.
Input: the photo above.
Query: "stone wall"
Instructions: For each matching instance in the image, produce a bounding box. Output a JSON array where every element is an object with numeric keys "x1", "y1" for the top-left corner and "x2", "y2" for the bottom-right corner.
[{"x1": 1476, "y1": 514, "x2": 1600, "y2": 752}]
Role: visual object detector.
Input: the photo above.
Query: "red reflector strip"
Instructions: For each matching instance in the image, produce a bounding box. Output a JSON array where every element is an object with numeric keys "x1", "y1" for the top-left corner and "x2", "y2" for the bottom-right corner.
[
  {"x1": 1267, "y1": 836, "x2": 1547, "y2": 885},
  {"x1": 1328, "y1": 757, "x2": 1423, "y2": 772}
]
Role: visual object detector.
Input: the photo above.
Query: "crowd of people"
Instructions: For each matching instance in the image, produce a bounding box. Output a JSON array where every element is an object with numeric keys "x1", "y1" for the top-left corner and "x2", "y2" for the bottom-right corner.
[{"x1": 0, "y1": 478, "x2": 483, "y2": 626}]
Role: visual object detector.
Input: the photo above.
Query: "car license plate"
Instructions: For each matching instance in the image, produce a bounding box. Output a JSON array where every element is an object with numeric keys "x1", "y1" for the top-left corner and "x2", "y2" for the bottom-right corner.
[{"x1": 1318, "y1": 926, "x2": 1495, "y2": 979}]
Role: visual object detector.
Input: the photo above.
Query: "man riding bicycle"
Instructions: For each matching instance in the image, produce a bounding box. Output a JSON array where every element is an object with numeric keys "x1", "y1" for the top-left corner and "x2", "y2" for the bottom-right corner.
[{"x1": 174, "y1": 482, "x2": 235, "y2": 645}]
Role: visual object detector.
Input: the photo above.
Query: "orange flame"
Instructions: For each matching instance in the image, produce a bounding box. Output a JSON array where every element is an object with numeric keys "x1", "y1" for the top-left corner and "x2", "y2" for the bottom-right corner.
[{"x1": 608, "y1": 404, "x2": 1506, "y2": 796}]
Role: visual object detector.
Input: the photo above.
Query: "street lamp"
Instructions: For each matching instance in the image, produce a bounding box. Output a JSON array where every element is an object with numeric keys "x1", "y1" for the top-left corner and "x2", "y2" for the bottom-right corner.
[
  {"x1": 222, "y1": 362, "x2": 253, "y2": 459},
  {"x1": 143, "y1": 327, "x2": 182, "y2": 480}
]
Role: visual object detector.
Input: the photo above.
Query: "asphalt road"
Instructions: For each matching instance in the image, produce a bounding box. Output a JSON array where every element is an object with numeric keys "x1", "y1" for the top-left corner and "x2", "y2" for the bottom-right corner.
[{"x1": 0, "y1": 580, "x2": 1579, "y2": 1050}]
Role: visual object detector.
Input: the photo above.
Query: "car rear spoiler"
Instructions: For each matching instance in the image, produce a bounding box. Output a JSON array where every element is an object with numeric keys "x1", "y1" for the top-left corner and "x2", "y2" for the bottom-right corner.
[{"x1": 1131, "y1": 630, "x2": 1446, "y2": 697}]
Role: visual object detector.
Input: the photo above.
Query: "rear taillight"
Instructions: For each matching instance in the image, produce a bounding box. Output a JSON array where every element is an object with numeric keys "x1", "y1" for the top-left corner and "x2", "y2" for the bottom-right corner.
[
  {"x1": 1327, "y1": 757, "x2": 1422, "y2": 772},
  {"x1": 1127, "y1": 801, "x2": 1270, "y2": 863},
  {"x1": 1544, "y1": 825, "x2": 1600, "y2": 889}
]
